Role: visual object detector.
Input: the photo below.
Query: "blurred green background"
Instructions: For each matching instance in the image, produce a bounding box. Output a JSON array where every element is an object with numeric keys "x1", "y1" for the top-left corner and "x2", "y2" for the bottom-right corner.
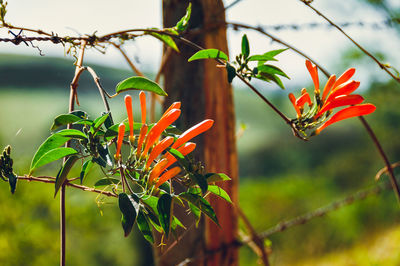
[{"x1": 0, "y1": 52, "x2": 399, "y2": 266}]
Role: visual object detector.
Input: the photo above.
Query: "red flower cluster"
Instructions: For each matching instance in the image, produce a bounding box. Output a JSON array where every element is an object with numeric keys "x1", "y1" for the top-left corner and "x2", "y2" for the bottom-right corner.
[
  {"x1": 114, "y1": 91, "x2": 214, "y2": 189},
  {"x1": 289, "y1": 60, "x2": 376, "y2": 136}
]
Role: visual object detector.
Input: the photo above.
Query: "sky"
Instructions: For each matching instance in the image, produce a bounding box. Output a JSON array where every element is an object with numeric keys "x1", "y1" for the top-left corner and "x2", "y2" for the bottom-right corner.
[{"x1": 0, "y1": 0, "x2": 399, "y2": 90}]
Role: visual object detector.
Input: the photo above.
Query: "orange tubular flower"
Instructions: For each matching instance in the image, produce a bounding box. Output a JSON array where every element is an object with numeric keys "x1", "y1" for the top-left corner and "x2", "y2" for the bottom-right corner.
[
  {"x1": 140, "y1": 91, "x2": 146, "y2": 125},
  {"x1": 114, "y1": 123, "x2": 125, "y2": 161},
  {"x1": 154, "y1": 166, "x2": 182, "y2": 189},
  {"x1": 124, "y1": 95, "x2": 135, "y2": 144},
  {"x1": 162, "y1": 102, "x2": 181, "y2": 119},
  {"x1": 305, "y1": 60, "x2": 319, "y2": 94},
  {"x1": 163, "y1": 142, "x2": 197, "y2": 170},
  {"x1": 136, "y1": 124, "x2": 148, "y2": 158},
  {"x1": 289, "y1": 60, "x2": 376, "y2": 137},
  {"x1": 148, "y1": 158, "x2": 169, "y2": 184},
  {"x1": 141, "y1": 108, "x2": 181, "y2": 157},
  {"x1": 145, "y1": 136, "x2": 174, "y2": 169},
  {"x1": 315, "y1": 104, "x2": 376, "y2": 135},
  {"x1": 171, "y1": 119, "x2": 214, "y2": 149}
]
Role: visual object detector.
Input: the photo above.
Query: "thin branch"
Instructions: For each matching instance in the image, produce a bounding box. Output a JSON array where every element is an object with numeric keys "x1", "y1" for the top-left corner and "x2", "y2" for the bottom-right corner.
[
  {"x1": 85, "y1": 66, "x2": 113, "y2": 115},
  {"x1": 237, "y1": 207, "x2": 270, "y2": 266},
  {"x1": 111, "y1": 42, "x2": 145, "y2": 77},
  {"x1": 299, "y1": 0, "x2": 400, "y2": 83},
  {"x1": 18, "y1": 175, "x2": 117, "y2": 197}
]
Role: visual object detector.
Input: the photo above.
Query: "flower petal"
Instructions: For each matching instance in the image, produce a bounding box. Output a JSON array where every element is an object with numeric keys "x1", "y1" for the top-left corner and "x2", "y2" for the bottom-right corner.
[
  {"x1": 171, "y1": 119, "x2": 214, "y2": 149},
  {"x1": 315, "y1": 104, "x2": 376, "y2": 134},
  {"x1": 145, "y1": 136, "x2": 174, "y2": 169},
  {"x1": 321, "y1": 75, "x2": 336, "y2": 102},
  {"x1": 332, "y1": 68, "x2": 355, "y2": 89},
  {"x1": 295, "y1": 90, "x2": 312, "y2": 108},
  {"x1": 142, "y1": 109, "x2": 181, "y2": 157},
  {"x1": 325, "y1": 80, "x2": 360, "y2": 104},
  {"x1": 155, "y1": 166, "x2": 181, "y2": 189},
  {"x1": 289, "y1": 93, "x2": 301, "y2": 117},
  {"x1": 305, "y1": 60, "x2": 319, "y2": 93},
  {"x1": 316, "y1": 94, "x2": 364, "y2": 117},
  {"x1": 163, "y1": 142, "x2": 196, "y2": 170},
  {"x1": 136, "y1": 124, "x2": 148, "y2": 157},
  {"x1": 114, "y1": 123, "x2": 126, "y2": 161},
  {"x1": 139, "y1": 91, "x2": 146, "y2": 125},
  {"x1": 148, "y1": 158, "x2": 169, "y2": 184},
  {"x1": 161, "y1": 102, "x2": 181, "y2": 119},
  {"x1": 124, "y1": 95, "x2": 134, "y2": 141}
]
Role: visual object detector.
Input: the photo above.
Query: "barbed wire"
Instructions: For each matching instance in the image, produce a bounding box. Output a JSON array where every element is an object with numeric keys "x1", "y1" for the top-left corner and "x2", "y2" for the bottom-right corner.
[{"x1": 258, "y1": 18, "x2": 400, "y2": 31}]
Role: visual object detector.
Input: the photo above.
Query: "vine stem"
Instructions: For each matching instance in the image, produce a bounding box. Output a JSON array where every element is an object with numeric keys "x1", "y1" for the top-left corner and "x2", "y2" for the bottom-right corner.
[{"x1": 62, "y1": 40, "x2": 87, "y2": 266}]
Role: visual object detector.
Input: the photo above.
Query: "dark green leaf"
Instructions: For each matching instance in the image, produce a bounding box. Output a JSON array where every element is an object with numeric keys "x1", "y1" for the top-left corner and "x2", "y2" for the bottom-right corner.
[
  {"x1": 51, "y1": 114, "x2": 82, "y2": 131},
  {"x1": 257, "y1": 64, "x2": 290, "y2": 79},
  {"x1": 73, "y1": 119, "x2": 94, "y2": 126},
  {"x1": 142, "y1": 196, "x2": 163, "y2": 232},
  {"x1": 189, "y1": 202, "x2": 201, "y2": 221},
  {"x1": 148, "y1": 31, "x2": 179, "y2": 52},
  {"x1": 94, "y1": 177, "x2": 120, "y2": 187},
  {"x1": 137, "y1": 211, "x2": 154, "y2": 244},
  {"x1": 205, "y1": 173, "x2": 231, "y2": 183},
  {"x1": 157, "y1": 194, "x2": 172, "y2": 238},
  {"x1": 30, "y1": 134, "x2": 71, "y2": 173},
  {"x1": 8, "y1": 172, "x2": 17, "y2": 194},
  {"x1": 179, "y1": 192, "x2": 219, "y2": 226},
  {"x1": 208, "y1": 185, "x2": 232, "y2": 203},
  {"x1": 226, "y1": 63, "x2": 236, "y2": 83},
  {"x1": 115, "y1": 76, "x2": 167, "y2": 96},
  {"x1": 256, "y1": 72, "x2": 285, "y2": 89},
  {"x1": 174, "y1": 3, "x2": 191, "y2": 32},
  {"x1": 188, "y1": 49, "x2": 228, "y2": 62},
  {"x1": 119, "y1": 193, "x2": 140, "y2": 237},
  {"x1": 54, "y1": 155, "x2": 79, "y2": 197},
  {"x1": 188, "y1": 173, "x2": 208, "y2": 194},
  {"x1": 248, "y1": 48, "x2": 287, "y2": 62},
  {"x1": 80, "y1": 160, "x2": 93, "y2": 184},
  {"x1": 241, "y1": 34, "x2": 250, "y2": 59},
  {"x1": 31, "y1": 147, "x2": 77, "y2": 173},
  {"x1": 56, "y1": 129, "x2": 88, "y2": 139}
]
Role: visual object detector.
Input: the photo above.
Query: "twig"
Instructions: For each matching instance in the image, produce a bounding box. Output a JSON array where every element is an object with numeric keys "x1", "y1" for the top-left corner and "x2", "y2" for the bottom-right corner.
[
  {"x1": 237, "y1": 206, "x2": 270, "y2": 266},
  {"x1": 299, "y1": 0, "x2": 400, "y2": 83},
  {"x1": 111, "y1": 42, "x2": 145, "y2": 77},
  {"x1": 18, "y1": 175, "x2": 118, "y2": 198},
  {"x1": 85, "y1": 67, "x2": 113, "y2": 116}
]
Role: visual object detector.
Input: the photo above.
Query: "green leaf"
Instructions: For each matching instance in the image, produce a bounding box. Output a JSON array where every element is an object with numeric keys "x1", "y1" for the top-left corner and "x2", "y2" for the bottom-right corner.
[
  {"x1": 171, "y1": 216, "x2": 186, "y2": 230},
  {"x1": 256, "y1": 72, "x2": 285, "y2": 89},
  {"x1": 157, "y1": 194, "x2": 172, "y2": 238},
  {"x1": 189, "y1": 172, "x2": 208, "y2": 195},
  {"x1": 208, "y1": 185, "x2": 232, "y2": 203},
  {"x1": 93, "y1": 113, "x2": 110, "y2": 131},
  {"x1": 137, "y1": 211, "x2": 154, "y2": 244},
  {"x1": 241, "y1": 34, "x2": 250, "y2": 59},
  {"x1": 189, "y1": 202, "x2": 201, "y2": 221},
  {"x1": 94, "y1": 177, "x2": 120, "y2": 187},
  {"x1": 118, "y1": 193, "x2": 140, "y2": 237},
  {"x1": 179, "y1": 192, "x2": 219, "y2": 226},
  {"x1": 115, "y1": 76, "x2": 167, "y2": 96},
  {"x1": 56, "y1": 129, "x2": 88, "y2": 139},
  {"x1": 257, "y1": 64, "x2": 290, "y2": 79},
  {"x1": 205, "y1": 173, "x2": 231, "y2": 183},
  {"x1": 31, "y1": 147, "x2": 77, "y2": 173},
  {"x1": 188, "y1": 49, "x2": 228, "y2": 62},
  {"x1": 54, "y1": 155, "x2": 79, "y2": 197},
  {"x1": 30, "y1": 134, "x2": 71, "y2": 173},
  {"x1": 226, "y1": 63, "x2": 236, "y2": 83},
  {"x1": 8, "y1": 173, "x2": 17, "y2": 194},
  {"x1": 51, "y1": 114, "x2": 82, "y2": 131},
  {"x1": 79, "y1": 160, "x2": 93, "y2": 184},
  {"x1": 174, "y1": 3, "x2": 191, "y2": 32},
  {"x1": 142, "y1": 196, "x2": 163, "y2": 232},
  {"x1": 248, "y1": 48, "x2": 287, "y2": 62},
  {"x1": 148, "y1": 31, "x2": 179, "y2": 52}
]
